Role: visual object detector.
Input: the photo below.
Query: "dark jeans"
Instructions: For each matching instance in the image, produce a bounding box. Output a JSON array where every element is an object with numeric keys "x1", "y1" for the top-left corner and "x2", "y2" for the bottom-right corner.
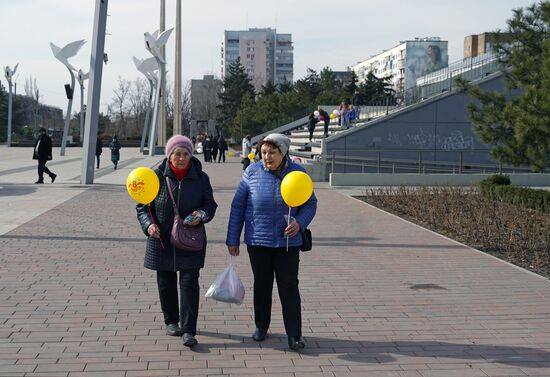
[
  {"x1": 218, "y1": 151, "x2": 226, "y2": 163},
  {"x1": 247, "y1": 245, "x2": 301, "y2": 337},
  {"x1": 96, "y1": 155, "x2": 100, "y2": 168},
  {"x1": 37, "y1": 160, "x2": 53, "y2": 181},
  {"x1": 324, "y1": 121, "x2": 329, "y2": 136},
  {"x1": 156, "y1": 269, "x2": 200, "y2": 334}
]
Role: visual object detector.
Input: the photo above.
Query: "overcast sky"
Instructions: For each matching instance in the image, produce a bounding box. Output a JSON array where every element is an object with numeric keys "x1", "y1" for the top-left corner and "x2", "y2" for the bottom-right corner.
[{"x1": 1, "y1": 0, "x2": 536, "y2": 115}]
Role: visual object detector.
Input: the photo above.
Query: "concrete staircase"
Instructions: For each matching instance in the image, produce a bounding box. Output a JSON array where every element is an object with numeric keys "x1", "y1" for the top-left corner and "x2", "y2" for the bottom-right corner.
[{"x1": 288, "y1": 119, "x2": 355, "y2": 161}]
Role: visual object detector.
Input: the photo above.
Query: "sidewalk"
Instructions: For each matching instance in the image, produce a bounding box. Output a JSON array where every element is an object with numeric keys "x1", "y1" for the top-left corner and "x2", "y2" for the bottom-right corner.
[{"x1": 1, "y1": 146, "x2": 550, "y2": 377}]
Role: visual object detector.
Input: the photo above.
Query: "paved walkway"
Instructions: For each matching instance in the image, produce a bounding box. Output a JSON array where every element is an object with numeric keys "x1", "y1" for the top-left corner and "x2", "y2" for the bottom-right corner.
[{"x1": 1, "y1": 146, "x2": 550, "y2": 377}]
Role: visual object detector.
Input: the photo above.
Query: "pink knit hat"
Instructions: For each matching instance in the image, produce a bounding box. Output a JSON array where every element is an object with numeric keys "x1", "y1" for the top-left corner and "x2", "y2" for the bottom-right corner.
[{"x1": 165, "y1": 135, "x2": 194, "y2": 158}]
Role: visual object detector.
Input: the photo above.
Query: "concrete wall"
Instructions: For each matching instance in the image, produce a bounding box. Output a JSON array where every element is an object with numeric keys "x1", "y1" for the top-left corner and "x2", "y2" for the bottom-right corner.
[{"x1": 322, "y1": 73, "x2": 514, "y2": 180}]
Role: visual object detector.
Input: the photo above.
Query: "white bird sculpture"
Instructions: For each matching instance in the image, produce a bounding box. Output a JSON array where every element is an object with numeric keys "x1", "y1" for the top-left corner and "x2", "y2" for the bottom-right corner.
[
  {"x1": 4, "y1": 63, "x2": 18, "y2": 82},
  {"x1": 132, "y1": 56, "x2": 159, "y2": 83},
  {"x1": 77, "y1": 69, "x2": 89, "y2": 85},
  {"x1": 49, "y1": 40, "x2": 86, "y2": 71},
  {"x1": 143, "y1": 29, "x2": 173, "y2": 63}
]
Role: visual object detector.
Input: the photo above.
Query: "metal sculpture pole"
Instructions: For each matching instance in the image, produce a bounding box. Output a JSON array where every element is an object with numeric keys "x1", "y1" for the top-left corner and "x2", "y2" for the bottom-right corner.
[
  {"x1": 133, "y1": 56, "x2": 159, "y2": 153},
  {"x1": 81, "y1": 0, "x2": 108, "y2": 184},
  {"x1": 50, "y1": 39, "x2": 86, "y2": 156},
  {"x1": 4, "y1": 64, "x2": 18, "y2": 147},
  {"x1": 77, "y1": 69, "x2": 89, "y2": 145},
  {"x1": 173, "y1": 0, "x2": 182, "y2": 135},
  {"x1": 144, "y1": 28, "x2": 173, "y2": 156}
]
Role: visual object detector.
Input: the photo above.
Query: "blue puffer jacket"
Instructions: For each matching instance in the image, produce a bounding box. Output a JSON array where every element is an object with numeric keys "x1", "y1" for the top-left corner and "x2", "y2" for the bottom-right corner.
[{"x1": 226, "y1": 158, "x2": 317, "y2": 248}]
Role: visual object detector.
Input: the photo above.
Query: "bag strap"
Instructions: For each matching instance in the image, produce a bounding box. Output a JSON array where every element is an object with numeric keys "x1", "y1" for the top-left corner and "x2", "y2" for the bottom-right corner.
[{"x1": 165, "y1": 176, "x2": 180, "y2": 218}]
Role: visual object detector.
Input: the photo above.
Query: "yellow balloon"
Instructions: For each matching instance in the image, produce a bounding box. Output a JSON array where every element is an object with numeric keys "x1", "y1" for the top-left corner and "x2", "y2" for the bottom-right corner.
[
  {"x1": 126, "y1": 167, "x2": 160, "y2": 204},
  {"x1": 329, "y1": 113, "x2": 335, "y2": 119},
  {"x1": 281, "y1": 171, "x2": 314, "y2": 207},
  {"x1": 248, "y1": 152, "x2": 255, "y2": 161},
  {"x1": 228, "y1": 151, "x2": 234, "y2": 157}
]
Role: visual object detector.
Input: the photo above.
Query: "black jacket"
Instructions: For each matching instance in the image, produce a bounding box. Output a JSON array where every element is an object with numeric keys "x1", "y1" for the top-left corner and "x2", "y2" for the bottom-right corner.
[
  {"x1": 136, "y1": 157, "x2": 217, "y2": 271},
  {"x1": 32, "y1": 134, "x2": 52, "y2": 161}
]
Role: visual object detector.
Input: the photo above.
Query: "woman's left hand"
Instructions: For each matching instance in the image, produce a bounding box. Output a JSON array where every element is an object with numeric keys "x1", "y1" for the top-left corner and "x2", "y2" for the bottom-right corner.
[
  {"x1": 189, "y1": 211, "x2": 202, "y2": 226},
  {"x1": 284, "y1": 221, "x2": 301, "y2": 238}
]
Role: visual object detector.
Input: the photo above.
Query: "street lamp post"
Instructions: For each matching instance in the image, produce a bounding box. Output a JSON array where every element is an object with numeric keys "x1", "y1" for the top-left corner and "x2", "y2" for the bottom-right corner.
[
  {"x1": 49, "y1": 40, "x2": 86, "y2": 156},
  {"x1": 77, "y1": 69, "x2": 89, "y2": 145},
  {"x1": 4, "y1": 64, "x2": 18, "y2": 147},
  {"x1": 144, "y1": 28, "x2": 173, "y2": 156}
]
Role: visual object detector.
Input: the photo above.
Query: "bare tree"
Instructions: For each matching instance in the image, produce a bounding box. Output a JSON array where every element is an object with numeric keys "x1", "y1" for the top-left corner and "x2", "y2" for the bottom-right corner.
[
  {"x1": 127, "y1": 77, "x2": 149, "y2": 137},
  {"x1": 107, "y1": 76, "x2": 131, "y2": 138},
  {"x1": 24, "y1": 76, "x2": 41, "y2": 133}
]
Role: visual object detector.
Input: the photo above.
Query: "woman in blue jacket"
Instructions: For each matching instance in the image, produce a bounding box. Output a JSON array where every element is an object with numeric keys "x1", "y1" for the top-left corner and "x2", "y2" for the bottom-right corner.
[{"x1": 226, "y1": 133, "x2": 317, "y2": 351}]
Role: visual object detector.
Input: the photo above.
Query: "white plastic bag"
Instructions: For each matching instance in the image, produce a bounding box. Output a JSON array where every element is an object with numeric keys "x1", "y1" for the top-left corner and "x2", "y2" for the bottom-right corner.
[{"x1": 205, "y1": 257, "x2": 245, "y2": 305}]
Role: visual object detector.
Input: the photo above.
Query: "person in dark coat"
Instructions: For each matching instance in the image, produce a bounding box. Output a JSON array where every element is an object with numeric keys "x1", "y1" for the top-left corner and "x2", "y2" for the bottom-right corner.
[
  {"x1": 136, "y1": 135, "x2": 217, "y2": 348},
  {"x1": 307, "y1": 112, "x2": 317, "y2": 141},
  {"x1": 32, "y1": 127, "x2": 57, "y2": 184},
  {"x1": 318, "y1": 108, "x2": 330, "y2": 137},
  {"x1": 226, "y1": 133, "x2": 317, "y2": 351},
  {"x1": 203, "y1": 137, "x2": 212, "y2": 163},
  {"x1": 217, "y1": 135, "x2": 228, "y2": 163},
  {"x1": 211, "y1": 136, "x2": 219, "y2": 163},
  {"x1": 95, "y1": 137, "x2": 103, "y2": 169},
  {"x1": 109, "y1": 135, "x2": 121, "y2": 169}
]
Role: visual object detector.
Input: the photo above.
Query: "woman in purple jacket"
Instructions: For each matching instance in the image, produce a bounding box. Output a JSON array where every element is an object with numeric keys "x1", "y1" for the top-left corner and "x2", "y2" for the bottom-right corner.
[{"x1": 226, "y1": 133, "x2": 317, "y2": 351}]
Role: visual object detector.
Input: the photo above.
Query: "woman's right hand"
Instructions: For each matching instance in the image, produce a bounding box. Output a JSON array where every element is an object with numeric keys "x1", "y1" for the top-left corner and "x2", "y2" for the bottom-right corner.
[
  {"x1": 147, "y1": 224, "x2": 161, "y2": 239},
  {"x1": 228, "y1": 245, "x2": 240, "y2": 256}
]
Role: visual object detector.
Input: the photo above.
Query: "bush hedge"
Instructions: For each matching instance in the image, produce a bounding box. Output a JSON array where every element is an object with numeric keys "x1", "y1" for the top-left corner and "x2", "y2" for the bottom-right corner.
[{"x1": 480, "y1": 174, "x2": 550, "y2": 214}]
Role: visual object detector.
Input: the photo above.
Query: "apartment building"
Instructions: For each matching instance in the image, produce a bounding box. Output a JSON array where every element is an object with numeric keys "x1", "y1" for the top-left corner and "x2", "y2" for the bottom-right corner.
[
  {"x1": 351, "y1": 37, "x2": 448, "y2": 94},
  {"x1": 221, "y1": 28, "x2": 293, "y2": 92}
]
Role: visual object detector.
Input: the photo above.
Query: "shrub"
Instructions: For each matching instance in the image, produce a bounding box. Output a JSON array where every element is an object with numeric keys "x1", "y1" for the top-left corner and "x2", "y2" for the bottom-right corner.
[{"x1": 479, "y1": 174, "x2": 550, "y2": 214}]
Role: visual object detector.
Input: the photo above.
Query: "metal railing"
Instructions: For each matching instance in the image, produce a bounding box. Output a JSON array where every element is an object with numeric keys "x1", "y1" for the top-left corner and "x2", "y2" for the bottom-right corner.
[{"x1": 326, "y1": 150, "x2": 537, "y2": 175}]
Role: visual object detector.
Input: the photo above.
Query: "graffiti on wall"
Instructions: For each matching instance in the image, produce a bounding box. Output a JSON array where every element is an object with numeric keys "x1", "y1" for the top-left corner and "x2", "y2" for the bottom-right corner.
[{"x1": 386, "y1": 128, "x2": 475, "y2": 151}]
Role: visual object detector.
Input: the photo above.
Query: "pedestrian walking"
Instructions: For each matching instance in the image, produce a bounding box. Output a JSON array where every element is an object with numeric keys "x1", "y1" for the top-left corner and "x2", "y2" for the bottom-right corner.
[
  {"x1": 136, "y1": 135, "x2": 217, "y2": 347},
  {"x1": 32, "y1": 127, "x2": 57, "y2": 184},
  {"x1": 109, "y1": 136, "x2": 121, "y2": 169},
  {"x1": 211, "y1": 136, "x2": 219, "y2": 163},
  {"x1": 226, "y1": 133, "x2": 317, "y2": 351},
  {"x1": 217, "y1": 135, "x2": 228, "y2": 163},
  {"x1": 95, "y1": 137, "x2": 103, "y2": 168},
  {"x1": 318, "y1": 108, "x2": 330, "y2": 137},
  {"x1": 203, "y1": 137, "x2": 212, "y2": 163}
]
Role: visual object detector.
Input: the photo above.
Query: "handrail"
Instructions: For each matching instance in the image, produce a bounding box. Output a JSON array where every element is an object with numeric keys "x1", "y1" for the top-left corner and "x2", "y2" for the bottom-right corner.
[{"x1": 324, "y1": 151, "x2": 535, "y2": 175}]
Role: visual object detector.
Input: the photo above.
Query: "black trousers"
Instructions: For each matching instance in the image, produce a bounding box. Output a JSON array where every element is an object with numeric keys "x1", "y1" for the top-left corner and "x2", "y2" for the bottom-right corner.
[
  {"x1": 247, "y1": 245, "x2": 301, "y2": 337},
  {"x1": 218, "y1": 151, "x2": 226, "y2": 163},
  {"x1": 156, "y1": 269, "x2": 200, "y2": 334},
  {"x1": 37, "y1": 160, "x2": 53, "y2": 181}
]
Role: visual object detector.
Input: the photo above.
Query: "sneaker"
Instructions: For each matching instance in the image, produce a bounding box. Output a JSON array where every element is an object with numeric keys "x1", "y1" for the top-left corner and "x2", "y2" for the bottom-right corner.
[
  {"x1": 182, "y1": 333, "x2": 197, "y2": 347},
  {"x1": 35, "y1": 180, "x2": 44, "y2": 184},
  {"x1": 50, "y1": 173, "x2": 57, "y2": 183}
]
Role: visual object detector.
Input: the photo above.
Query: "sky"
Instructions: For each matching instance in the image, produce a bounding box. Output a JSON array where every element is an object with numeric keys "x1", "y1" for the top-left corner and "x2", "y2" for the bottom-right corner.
[{"x1": 1, "y1": 0, "x2": 536, "y2": 115}]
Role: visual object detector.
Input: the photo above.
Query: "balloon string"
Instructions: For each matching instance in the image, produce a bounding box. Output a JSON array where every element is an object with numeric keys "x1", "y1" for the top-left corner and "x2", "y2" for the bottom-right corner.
[
  {"x1": 148, "y1": 205, "x2": 165, "y2": 249},
  {"x1": 286, "y1": 206, "x2": 291, "y2": 252}
]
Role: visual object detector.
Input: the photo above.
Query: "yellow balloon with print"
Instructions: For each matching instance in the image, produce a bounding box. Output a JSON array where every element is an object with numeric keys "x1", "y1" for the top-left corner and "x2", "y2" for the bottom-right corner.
[
  {"x1": 281, "y1": 171, "x2": 314, "y2": 207},
  {"x1": 126, "y1": 167, "x2": 160, "y2": 204},
  {"x1": 248, "y1": 152, "x2": 255, "y2": 161}
]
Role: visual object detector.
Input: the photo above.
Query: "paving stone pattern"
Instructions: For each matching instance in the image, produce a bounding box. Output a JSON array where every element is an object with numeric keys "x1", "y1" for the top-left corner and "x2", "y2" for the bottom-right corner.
[{"x1": 1, "y1": 153, "x2": 550, "y2": 377}]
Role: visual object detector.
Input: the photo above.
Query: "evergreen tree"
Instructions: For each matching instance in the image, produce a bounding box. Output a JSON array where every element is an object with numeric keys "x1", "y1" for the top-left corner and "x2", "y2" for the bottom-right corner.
[
  {"x1": 259, "y1": 80, "x2": 277, "y2": 97},
  {"x1": 217, "y1": 57, "x2": 255, "y2": 134},
  {"x1": 457, "y1": 2, "x2": 550, "y2": 171},
  {"x1": 343, "y1": 71, "x2": 359, "y2": 99},
  {"x1": 294, "y1": 68, "x2": 321, "y2": 102}
]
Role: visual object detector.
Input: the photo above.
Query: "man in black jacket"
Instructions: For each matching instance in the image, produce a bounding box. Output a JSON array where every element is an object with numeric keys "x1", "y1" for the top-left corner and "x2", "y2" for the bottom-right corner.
[{"x1": 32, "y1": 127, "x2": 57, "y2": 184}]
